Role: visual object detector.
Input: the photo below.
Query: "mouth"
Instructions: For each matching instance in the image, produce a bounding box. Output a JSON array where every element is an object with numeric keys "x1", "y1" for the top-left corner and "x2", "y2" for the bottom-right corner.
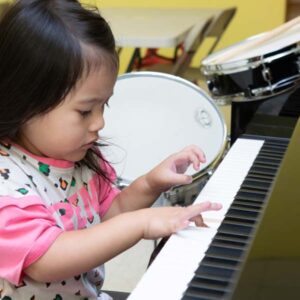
[{"x1": 83, "y1": 139, "x2": 98, "y2": 148}]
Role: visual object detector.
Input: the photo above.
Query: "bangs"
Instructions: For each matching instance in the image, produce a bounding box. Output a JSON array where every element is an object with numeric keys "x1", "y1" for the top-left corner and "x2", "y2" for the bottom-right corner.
[{"x1": 79, "y1": 43, "x2": 119, "y2": 81}]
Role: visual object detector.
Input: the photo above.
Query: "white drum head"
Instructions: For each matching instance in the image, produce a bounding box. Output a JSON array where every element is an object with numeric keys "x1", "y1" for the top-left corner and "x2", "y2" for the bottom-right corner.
[
  {"x1": 203, "y1": 28, "x2": 300, "y2": 67},
  {"x1": 101, "y1": 72, "x2": 227, "y2": 183}
]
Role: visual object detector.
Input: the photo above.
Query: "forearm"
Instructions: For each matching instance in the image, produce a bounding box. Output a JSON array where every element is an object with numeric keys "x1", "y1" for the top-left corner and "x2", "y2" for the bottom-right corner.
[
  {"x1": 112, "y1": 175, "x2": 163, "y2": 213},
  {"x1": 24, "y1": 211, "x2": 144, "y2": 283}
]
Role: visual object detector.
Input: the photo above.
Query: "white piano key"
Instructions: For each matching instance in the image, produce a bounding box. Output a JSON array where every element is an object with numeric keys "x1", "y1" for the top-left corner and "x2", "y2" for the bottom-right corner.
[
  {"x1": 128, "y1": 138, "x2": 264, "y2": 300},
  {"x1": 128, "y1": 227, "x2": 217, "y2": 300},
  {"x1": 194, "y1": 138, "x2": 264, "y2": 222}
]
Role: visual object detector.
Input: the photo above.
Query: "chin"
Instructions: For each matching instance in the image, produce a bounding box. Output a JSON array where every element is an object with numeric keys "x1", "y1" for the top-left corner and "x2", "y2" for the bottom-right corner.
[{"x1": 61, "y1": 149, "x2": 88, "y2": 162}]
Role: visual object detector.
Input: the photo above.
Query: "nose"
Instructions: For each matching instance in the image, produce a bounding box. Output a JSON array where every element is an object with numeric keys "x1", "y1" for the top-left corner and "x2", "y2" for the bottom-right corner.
[{"x1": 89, "y1": 110, "x2": 105, "y2": 132}]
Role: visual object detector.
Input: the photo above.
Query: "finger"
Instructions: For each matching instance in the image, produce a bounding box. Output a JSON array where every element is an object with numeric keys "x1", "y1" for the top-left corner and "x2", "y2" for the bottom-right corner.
[
  {"x1": 197, "y1": 151, "x2": 206, "y2": 164},
  {"x1": 185, "y1": 151, "x2": 201, "y2": 171},
  {"x1": 174, "y1": 151, "x2": 201, "y2": 172},
  {"x1": 183, "y1": 145, "x2": 206, "y2": 163},
  {"x1": 168, "y1": 173, "x2": 193, "y2": 185},
  {"x1": 191, "y1": 146, "x2": 206, "y2": 164},
  {"x1": 183, "y1": 201, "x2": 222, "y2": 220},
  {"x1": 176, "y1": 219, "x2": 190, "y2": 231},
  {"x1": 190, "y1": 215, "x2": 208, "y2": 227}
]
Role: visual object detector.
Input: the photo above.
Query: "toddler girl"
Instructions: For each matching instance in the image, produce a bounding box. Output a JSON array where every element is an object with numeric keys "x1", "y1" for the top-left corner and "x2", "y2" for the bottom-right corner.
[{"x1": 0, "y1": 1, "x2": 221, "y2": 299}]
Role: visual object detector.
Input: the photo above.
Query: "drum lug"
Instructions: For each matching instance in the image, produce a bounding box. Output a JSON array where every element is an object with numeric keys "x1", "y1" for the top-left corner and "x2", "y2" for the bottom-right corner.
[
  {"x1": 226, "y1": 135, "x2": 231, "y2": 146},
  {"x1": 262, "y1": 66, "x2": 273, "y2": 86},
  {"x1": 207, "y1": 79, "x2": 219, "y2": 95},
  {"x1": 207, "y1": 169, "x2": 213, "y2": 176}
]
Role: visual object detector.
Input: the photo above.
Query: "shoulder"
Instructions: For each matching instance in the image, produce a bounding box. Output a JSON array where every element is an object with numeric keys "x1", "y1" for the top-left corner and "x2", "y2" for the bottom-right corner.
[{"x1": 0, "y1": 146, "x2": 39, "y2": 198}]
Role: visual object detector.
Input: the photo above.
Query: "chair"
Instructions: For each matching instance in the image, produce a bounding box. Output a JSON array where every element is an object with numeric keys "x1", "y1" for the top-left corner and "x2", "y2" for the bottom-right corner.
[
  {"x1": 182, "y1": 7, "x2": 237, "y2": 83},
  {"x1": 202, "y1": 7, "x2": 237, "y2": 57},
  {"x1": 137, "y1": 7, "x2": 237, "y2": 83}
]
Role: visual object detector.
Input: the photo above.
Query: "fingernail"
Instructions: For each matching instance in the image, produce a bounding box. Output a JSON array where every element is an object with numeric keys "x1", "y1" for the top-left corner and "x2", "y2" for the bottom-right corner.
[{"x1": 187, "y1": 176, "x2": 193, "y2": 183}]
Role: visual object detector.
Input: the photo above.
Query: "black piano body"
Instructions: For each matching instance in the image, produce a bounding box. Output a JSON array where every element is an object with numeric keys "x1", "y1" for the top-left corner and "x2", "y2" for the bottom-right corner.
[
  {"x1": 182, "y1": 83, "x2": 300, "y2": 299},
  {"x1": 230, "y1": 121, "x2": 300, "y2": 298},
  {"x1": 231, "y1": 83, "x2": 300, "y2": 144}
]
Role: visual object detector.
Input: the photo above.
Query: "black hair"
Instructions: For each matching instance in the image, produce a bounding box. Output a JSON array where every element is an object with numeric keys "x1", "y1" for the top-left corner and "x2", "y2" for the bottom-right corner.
[{"x1": 0, "y1": 0, "x2": 119, "y2": 181}]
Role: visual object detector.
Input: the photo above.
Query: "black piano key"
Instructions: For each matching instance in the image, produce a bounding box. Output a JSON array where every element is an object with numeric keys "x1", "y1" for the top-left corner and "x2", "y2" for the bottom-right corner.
[
  {"x1": 234, "y1": 194, "x2": 264, "y2": 204},
  {"x1": 255, "y1": 156, "x2": 282, "y2": 167},
  {"x1": 242, "y1": 178, "x2": 271, "y2": 190},
  {"x1": 231, "y1": 202, "x2": 261, "y2": 212},
  {"x1": 189, "y1": 266, "x2": 236, "y2": 298},
  {"x1": 246, "y1": 171, "x2": 273, "y2": 181},
  {"x1": 263, "y1": 143, "x2": 288, "y2": 151},
  {"x1": 211, "y1": 241, "x2": 246, "y2": 253},
  {"x1": 209, "y1": 241, "x2": 244, "y2": 253},
  {"x1": 264, "y1": 137, "x2": 289, "y2": 145},
  {"x1": 252, "y1": 161, "x2": 279, "y2": 171},
  {"x1": 183, "y1": 296, "x2": 219, "y2": 300},
  {"x1": 194, "y1": 264, "x2": 235, "y2": 281},
  {"x1": 236, "y1": 189, "x2": 266, "y2": 200},
  {"x1": 263, "y1": 142, "x2": 288, "y2": 150},
  {"x1": 200, "y1": 256, "x2": 240, "y2": 269},
  {"x1": 259, "y1": 149, "x2": 285, "y2": 159},
  {"x1": 218, "y1": 222, "x2": 253, "y2": 236},
  {"x1": 226, "y1": 207, "x2": 260, "y2": 221},
  {"x1": 234, "y1": 198, "x2": 264, "y2": 207},
  {"x1": 205, "y1": 245, "x2": 243, "y2": 261},
  {"x1": 223, "y1": 217, "x2": 256, "y2": 227},
  {"x1": 183, "y1": 286, "x2": 226, "y2": 300},
  {"x1": 224, "y1": 216, "x2": 256, "y2": 227},
  {"x1": 250, "y1": 163, "x2": 278, "y2": 176},
  {"x1": 186, "y1": 279, "x2": 230, "y2": 298},
  {"x1": 213, "y1": 232, "x2": 249, "y2": 245},
  {"x1": 190, "y1": 276, "x2": 230, "y2": 288}
]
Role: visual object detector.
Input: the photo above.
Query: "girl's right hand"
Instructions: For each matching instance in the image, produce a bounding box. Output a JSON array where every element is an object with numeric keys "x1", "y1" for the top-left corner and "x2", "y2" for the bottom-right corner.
[{"x1": 139, "y1": 201, "x2": 222, "y2": 240}]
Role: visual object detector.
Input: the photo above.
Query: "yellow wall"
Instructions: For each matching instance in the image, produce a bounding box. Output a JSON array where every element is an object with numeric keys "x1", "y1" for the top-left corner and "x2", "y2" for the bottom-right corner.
[
  {"x1": 91, "y1": 0, "x2": 286, "y2": 44},
  {"x1": 84, "y1": 0, "x2": 287, "y2": 73},
  {"x1": 1, "y1": 0, "x2": 287, "y2": 73}
]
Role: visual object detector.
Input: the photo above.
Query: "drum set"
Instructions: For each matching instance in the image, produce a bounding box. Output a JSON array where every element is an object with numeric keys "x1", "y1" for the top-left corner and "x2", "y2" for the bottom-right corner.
[{"x1": 102, "y1": 18, "x2": 300, "y2": 206}]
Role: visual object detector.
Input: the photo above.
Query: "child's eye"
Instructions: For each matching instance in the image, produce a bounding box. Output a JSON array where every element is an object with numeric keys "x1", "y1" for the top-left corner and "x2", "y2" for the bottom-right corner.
[{"x1": 79, "y1": 110, "x2": 92, "y2": 117}]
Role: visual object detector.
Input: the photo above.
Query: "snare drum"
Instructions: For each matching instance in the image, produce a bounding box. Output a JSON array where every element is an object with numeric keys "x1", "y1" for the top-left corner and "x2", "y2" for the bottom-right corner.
[
  {"x1": 202, "y1": 31, "x2": 300, "y2": 104},
  {"x1": 101, "y1": 72, "x2": 227, "y2": 206}
]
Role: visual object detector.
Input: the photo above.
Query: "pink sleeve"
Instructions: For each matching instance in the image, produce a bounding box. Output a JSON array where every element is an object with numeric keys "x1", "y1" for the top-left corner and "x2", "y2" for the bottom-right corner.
[
  {"x1": 0, "y1": 196, "x2": 63, "y2": 285},
  {"x1": 98, "y1": 161, "x2": 120, "y2": 217}
]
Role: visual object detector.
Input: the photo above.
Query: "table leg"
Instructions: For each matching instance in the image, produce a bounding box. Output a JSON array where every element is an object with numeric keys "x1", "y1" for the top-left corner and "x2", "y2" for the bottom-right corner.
[{"x1": 126, "y1": 48, "x2": 141, "y2": 72}]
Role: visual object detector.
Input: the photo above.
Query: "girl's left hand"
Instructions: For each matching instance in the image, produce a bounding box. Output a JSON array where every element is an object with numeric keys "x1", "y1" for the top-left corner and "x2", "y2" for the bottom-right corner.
[{"x1": 144, "y1": 145, "x2": 206, "y2": 194}]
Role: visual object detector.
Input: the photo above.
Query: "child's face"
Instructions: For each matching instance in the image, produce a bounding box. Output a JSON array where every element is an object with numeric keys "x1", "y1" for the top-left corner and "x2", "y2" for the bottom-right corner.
[{"x1": 17, "y1": 66, "x2": 117, "y2": 162}]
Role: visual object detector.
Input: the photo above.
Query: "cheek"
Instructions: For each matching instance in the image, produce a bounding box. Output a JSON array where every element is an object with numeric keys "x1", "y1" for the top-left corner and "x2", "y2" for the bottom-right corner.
[
  {"x1": 53, "y1": 125, "x2": 79, "y2": 140},
  {"x1": 52, "y1": 116, "x2": 87, "y2": 141}
]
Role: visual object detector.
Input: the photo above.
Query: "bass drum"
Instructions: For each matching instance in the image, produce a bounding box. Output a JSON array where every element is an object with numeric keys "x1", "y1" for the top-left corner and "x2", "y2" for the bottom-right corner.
[{"x1": 101, "y1": 72, "x2": 227, "y2": 206}]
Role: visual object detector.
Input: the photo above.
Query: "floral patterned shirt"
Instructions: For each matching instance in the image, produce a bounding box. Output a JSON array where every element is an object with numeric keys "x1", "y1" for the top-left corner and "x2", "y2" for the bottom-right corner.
[{"x1": 0, "y1": 141, "x2": 120, "y2": 300}]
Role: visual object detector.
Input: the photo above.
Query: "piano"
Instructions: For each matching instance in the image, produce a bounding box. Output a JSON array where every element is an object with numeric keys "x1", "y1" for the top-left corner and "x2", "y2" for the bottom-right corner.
[{"x1": 127, "y1": 116, "x2": 300, "y2": 300}]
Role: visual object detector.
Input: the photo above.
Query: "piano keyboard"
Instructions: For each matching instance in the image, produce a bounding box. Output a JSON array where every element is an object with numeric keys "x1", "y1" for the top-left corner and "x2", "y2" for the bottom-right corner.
[
  {"x1": 183, "y1": 136, "x2": 289, "y2": 300},
  {"x1": 127, "y1": 138, "x2": 267, "y2": 300}
]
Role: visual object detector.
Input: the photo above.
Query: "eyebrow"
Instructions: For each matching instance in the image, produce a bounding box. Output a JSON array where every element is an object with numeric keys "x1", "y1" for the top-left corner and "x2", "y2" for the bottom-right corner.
[
  {"x1": 78, "y1": 98, "x2": 100, "y2": 104},
  {"x1": 77, "y1": 96, "x2": 111, "y2": 104}
]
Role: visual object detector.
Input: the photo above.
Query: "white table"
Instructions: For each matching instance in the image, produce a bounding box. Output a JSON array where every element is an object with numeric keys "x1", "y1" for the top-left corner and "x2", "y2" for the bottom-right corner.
[
  {"x1": 101, "y1": 7, "x2": 219, "y2": 48},
  {"x1": 100, "y1": 7, "x2": 220, "y2": 71}
]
